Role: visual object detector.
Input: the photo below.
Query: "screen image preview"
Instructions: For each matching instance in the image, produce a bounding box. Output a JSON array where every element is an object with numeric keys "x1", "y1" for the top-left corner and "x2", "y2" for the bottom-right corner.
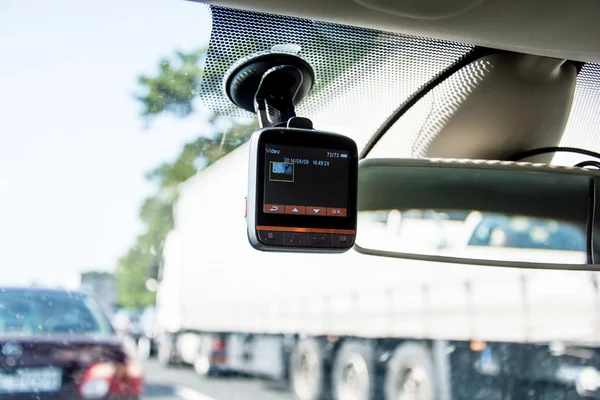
[{"x1": 263, "y1": 144, "x2": 349, "y2": 216}]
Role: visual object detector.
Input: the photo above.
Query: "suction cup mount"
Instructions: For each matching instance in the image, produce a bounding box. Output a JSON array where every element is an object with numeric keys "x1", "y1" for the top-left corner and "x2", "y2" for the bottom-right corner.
[{"x1": 224, "y1": 49, "x2": 315, "y2": 128}]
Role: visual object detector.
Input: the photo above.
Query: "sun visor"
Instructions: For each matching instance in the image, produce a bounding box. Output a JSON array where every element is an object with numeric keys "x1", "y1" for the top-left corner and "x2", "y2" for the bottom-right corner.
[
  {"x1": 414, "y1": 54, "x2": 578, "y2": 161},
  {"x1": 355, "y1": 0, "x2": 486, "y2": 19}
]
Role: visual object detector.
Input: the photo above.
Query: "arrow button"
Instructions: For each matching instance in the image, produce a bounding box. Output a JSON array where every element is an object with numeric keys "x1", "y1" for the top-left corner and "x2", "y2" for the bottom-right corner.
[
  {"x1": 283, "y1": 232, "x2": 308, "y2": 247},
  {"x1": 285, "y1": 205, "x2": 306, "y2": 215},
  {"x1": 264, "y1": 204, "x2": 284, "y2": 214},
  {"x1": 307, "y1": 206, "x2": 326, "y2": 216},
  {"x1": 309, "y1": 233, "x2": 332, "y2": 247}
]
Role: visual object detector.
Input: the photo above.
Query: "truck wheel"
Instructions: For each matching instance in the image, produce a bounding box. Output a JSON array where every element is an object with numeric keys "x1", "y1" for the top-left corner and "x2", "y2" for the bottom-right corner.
[
  {"x1": 384, "y1": 343, "x2": 434, "y2": 400},
  {"x1": 193, "y1": 335, "x2": 216, "y2": 377},
  {"x1": 290, "y1": 338, "x2": 325, "y2": 400},
  {"x1": 137, "y1": 337, "x2": 152, "y2": 361},
  {"x1": 193, "y1": 353, "x2": 212, "y2": 376},
  {"x1": 332, "y1": 341, "x2": 375, "y2": 400},
  {"x1": 157, "y1": 335, "x2": 177, "y2": 366}
]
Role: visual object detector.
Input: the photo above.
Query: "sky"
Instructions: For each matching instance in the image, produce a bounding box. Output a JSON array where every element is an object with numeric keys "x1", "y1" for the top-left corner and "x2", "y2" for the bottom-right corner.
[{"x1": 0, "y1": 0, "x2": 213, "y2": 287}]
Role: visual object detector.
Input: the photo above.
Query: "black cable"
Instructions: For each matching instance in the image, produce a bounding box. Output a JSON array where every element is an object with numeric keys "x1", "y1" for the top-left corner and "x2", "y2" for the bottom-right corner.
[
  {"x1": 509, "y1": 146, "x2": 600, "y2": 162},
  {"x1": 360, "y1": 56, "x2": 584, "y2": 159},
  {"x1": 360, "y1": 47, "x2": 500, "y2": 158},
  {"x1": 575, "y1": 160, "x2": 600, "y2": 169}
]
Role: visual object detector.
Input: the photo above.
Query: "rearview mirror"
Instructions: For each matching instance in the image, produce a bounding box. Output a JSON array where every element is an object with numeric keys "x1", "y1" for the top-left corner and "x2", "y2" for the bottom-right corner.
[{"x1": 355, "y1": 159, "x2": 600, "y2": 269}]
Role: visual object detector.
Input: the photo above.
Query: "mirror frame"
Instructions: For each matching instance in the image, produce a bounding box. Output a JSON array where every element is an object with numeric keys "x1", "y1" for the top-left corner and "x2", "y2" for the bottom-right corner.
[{"x1": 354, "y1": 158, "x2": 600, "y2": 271}]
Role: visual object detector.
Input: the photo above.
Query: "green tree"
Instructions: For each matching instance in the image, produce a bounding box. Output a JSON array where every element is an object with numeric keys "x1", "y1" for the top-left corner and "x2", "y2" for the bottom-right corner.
[
  {"x1": 137, "y1": 50, "x2": 205, "y2": 118},
  {"x1": 116, "y1": 49, "x2": 256, "y2": 308}
]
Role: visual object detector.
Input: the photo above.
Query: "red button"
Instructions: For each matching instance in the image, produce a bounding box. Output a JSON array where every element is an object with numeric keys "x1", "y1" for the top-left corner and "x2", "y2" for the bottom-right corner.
[
  {"x1": 307, "y1": 206, "x2": 326, "y2": 216},
  {"x1": 264, "y1": 204, "x2": 285, "y2": 214},
  {"x1": 327, "y1": 207, "x2": 347, "y2": 217},
  {"x1": 285, "y1": 205, "x2": 306, "y2": 215}
]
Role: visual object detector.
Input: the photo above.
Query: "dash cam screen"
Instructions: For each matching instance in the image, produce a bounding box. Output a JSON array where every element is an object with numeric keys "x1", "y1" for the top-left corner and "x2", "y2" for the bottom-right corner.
[{"x1": 263, "y1": 143, "x2": 350, "y2": 217}]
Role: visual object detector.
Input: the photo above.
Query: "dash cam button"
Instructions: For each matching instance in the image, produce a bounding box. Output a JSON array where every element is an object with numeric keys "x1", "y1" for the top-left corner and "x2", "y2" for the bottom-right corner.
[
  {"x1": 264, "y1": 204, "x2": 285, "y2": 214},
  {"x1": 307, "y1": 206, "x2": 326, "y2": 216},
  {"x1": 332, "y1": 234, "x2": 355, "y2": 248},
  {"x1": 258, "y1": 230, "x2": 283, "y2": 246},
  {"x1": 285, "y1": 205, "x2": 306, "y2": 215},
  {"x1": 309, "y1": 233, "x2": 332, "y2": 248},
  {"x1": 283, "y1": 232, "x2": 309, "y2": 247},
  {"x1": 327, "y1": 208, "x2": 347, "y2": 217}
]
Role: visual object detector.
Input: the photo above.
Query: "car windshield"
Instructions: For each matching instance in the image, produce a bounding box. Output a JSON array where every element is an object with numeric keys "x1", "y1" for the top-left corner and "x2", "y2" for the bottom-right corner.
[
  {"x1": 357, "y1": 209, "x2": 588, "y2": 263},
  {"x1": 3, "y1": 1, "x2": 600, "y2": 400},
  {"x1": 467, "y1": 214, "x2": 586, "y2": 251},
  {"x1": 0, "y1": 291, "x2": 113, "y2": 336}
]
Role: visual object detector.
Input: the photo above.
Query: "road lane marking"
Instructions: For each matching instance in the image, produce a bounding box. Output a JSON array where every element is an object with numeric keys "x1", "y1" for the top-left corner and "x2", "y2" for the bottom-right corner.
[{"x1": 176, "y1": 386, "x2": 217, "y2": 400}]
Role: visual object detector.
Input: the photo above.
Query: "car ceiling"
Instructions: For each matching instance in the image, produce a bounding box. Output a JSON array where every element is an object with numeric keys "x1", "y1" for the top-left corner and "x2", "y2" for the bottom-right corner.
[{"x1": 198, "y1": 0, "x2": 600, "y2": 63}]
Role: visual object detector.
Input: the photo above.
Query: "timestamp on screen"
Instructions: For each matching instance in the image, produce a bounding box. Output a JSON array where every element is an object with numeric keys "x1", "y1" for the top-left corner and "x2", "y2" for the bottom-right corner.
[
  {"x1": 313, "y1": 160, "x2": 331, "y2": 167},
  {"x1": 283, "y1": 158, "x2": 309, "y2": 165}
]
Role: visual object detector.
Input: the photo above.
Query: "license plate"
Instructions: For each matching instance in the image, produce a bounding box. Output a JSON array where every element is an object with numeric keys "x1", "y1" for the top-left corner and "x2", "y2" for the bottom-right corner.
[{"x1": 0, "y1": 367, "x2": 62, "y2": 393}]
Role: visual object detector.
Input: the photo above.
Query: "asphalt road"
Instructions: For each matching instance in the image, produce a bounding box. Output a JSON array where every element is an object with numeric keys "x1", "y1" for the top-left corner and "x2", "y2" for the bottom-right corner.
[{"x1": 142, "y1": 360, "x2": 295, "y2": 400}]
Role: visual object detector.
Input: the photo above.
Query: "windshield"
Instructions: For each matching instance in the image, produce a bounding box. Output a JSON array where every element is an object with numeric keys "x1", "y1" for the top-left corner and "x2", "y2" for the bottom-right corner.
[
  {"x1": 3, "y1": 1, "x2": 600, "y2": 400},
  {"x1": 0, "y1": 291, "x2": 113, "y2": 336},
  {"x1": 467, "y1": 214, "x2": 586, "y2": 251},
  {"x1": 358, "y1": 210, "x2": 588, "y2": 263}
]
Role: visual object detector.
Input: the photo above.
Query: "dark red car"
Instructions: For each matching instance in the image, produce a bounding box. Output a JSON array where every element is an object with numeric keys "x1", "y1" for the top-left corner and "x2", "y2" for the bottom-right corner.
[{"x1": 0, "y1": 288, "x2": 143, "y2": 399}]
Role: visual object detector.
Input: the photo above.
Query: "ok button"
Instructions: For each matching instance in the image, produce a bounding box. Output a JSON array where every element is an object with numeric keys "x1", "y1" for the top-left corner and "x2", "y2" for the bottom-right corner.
[
  {"x1": 332, "y1": 234, "x2": 354, "y2": 248},
  {"x1": 327, "y1": 207, "x2": 347, "y2": 217}
]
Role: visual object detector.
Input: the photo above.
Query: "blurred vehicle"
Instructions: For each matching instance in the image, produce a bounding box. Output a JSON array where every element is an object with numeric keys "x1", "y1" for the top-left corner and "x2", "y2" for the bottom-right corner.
[
  {"x1": 361, "y1": 209, "x2": 589, "y2": 264},
  {"x1": 79, "y1": 272, "x2": 117, "y2": 313},
  {"x1": 111, "y1": 307, "x2": 157, "y2": 361},
  {"x1": 0, "y1": 288, "x2": 143, "y2": 399},
  {"x1": 154, "y1": 139, "x2": 600, "y2": 400},
  {"x1": 135, "y1": 307, "x2": 157, "y2": 361},
  {"x1": 111, "y1": 309, "x2": 142, "y2": 339},
  {"x1": 460, "y1": 213, "x2": 588, "y2": 263}
]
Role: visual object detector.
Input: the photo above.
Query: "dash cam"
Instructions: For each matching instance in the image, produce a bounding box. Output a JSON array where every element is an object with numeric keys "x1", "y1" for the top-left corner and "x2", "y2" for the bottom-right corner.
[
  {"x1": 247, "y1": 127, "x2": 358, "y2": 252},
  {"x1": 223, "y1": 48, "x2": 358, "y2": 252}
]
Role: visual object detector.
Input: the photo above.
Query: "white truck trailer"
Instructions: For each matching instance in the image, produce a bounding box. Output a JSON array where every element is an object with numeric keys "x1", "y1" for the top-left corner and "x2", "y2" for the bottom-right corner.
[{"x1": 155, "y1": 142, "x2": 600, "y2": 400}]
